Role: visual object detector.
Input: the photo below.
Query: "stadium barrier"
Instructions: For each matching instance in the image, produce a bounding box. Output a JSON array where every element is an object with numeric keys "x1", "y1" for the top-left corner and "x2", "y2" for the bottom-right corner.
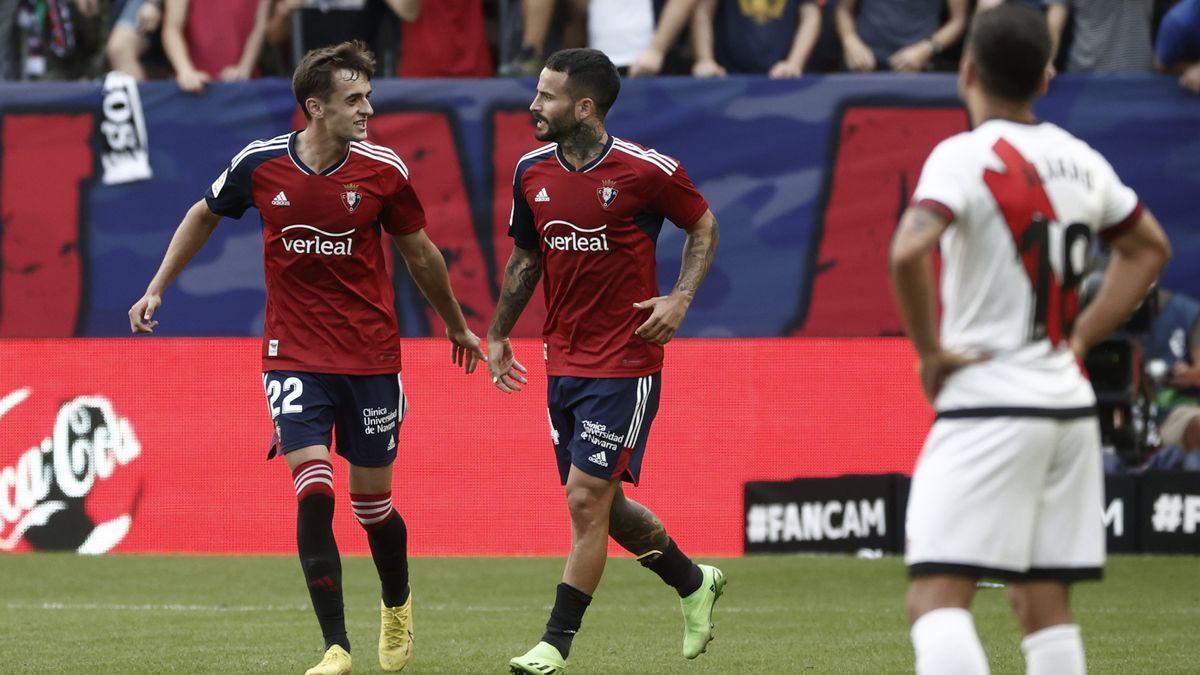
[
  {"x1": 0, "y1": 76, "x2": 1197, "y2": 340},
  {"x1": 0, "y1": 337, "x2": 933, "y2": 556},
  {"x1": 744, "y1": 473, "x2": 1200, "y2": 555}
]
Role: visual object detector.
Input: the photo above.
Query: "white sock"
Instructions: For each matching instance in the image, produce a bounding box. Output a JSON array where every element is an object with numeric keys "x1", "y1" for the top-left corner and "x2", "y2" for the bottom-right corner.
[
  {"x1": 911, "y1": 608, "x2": 990, "y2": 675},
  {"x1": 1022, "y1": 624, "x2": 1085, "y2": 675}
]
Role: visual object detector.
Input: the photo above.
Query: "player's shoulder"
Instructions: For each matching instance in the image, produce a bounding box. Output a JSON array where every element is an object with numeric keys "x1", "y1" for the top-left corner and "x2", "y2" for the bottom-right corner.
[
  {"x1": 610, "y1": 136, "x2": 680, "y2": 177},
  {"x1": 228, "y1": 133, "x2": 291, "y2": 172},
  {"x1": 513, "y1": 143, "x2": 558, "y2": 182},
  {"x1": 1038, "y1": 123, "x2": 1112, "y2": 168},
  {"x1": 349, "y1": 140, "x2": 411, "y2": 179},
  {"x1": 925, "y1": 129, "x2": 980, "y2": 163}
]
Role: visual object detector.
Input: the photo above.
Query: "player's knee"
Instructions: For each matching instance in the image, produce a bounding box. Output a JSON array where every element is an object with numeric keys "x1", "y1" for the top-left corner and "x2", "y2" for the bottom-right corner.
[
  {"x1": 1006, "y1": 585, "x2": 1030, "y2": 626},
  {"x1": 906, "y1": 577, "x2": 974, "y2": 625},
  {"x1": 905, "y1": 585, "x2": 930, "y2": 625},
  {"x1": 565, "y1": 486, "x2": 606, "y2": 523},
  {"x1": 1007, "y1": 583, "x2": 1072, "y2": 634}
]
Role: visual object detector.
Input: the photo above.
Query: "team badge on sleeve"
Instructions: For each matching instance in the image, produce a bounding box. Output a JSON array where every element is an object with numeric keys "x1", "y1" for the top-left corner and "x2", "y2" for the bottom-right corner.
[
  {"x1": 341, "y1": 183, "x2": 362, "y2": 213},
  {"x1": 597, "y1": 179, "x2": 619, "y2": 209}
]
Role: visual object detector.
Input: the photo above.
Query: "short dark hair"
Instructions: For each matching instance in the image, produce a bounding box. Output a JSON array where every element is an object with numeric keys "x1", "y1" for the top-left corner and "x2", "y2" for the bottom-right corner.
[
  {"x1": 544, "y1": 48, "x2": 621, "y2": 118},
  {"x1": 968, "y1": 5, "x2": 1052, "y2": 102},
  {"x1": 292, "y1": 40, "x2": 377, "y2": 120}
]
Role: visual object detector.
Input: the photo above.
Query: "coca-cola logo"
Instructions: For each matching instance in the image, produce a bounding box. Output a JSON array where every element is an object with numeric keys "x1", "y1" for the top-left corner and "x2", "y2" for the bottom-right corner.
[{"x1": 0, "y1": 389, "x2": 142, "y2": 553}]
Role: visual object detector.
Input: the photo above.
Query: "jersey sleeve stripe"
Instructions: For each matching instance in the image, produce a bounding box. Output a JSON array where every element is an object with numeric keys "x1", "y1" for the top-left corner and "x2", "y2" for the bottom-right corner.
[
  {"x1": 357, "y1": 141, "x2": 411, "y2": 172},
  {"x1": 230, "y1": 139, "x2": 289, "y2": 171},
  {"x1": 613, "y1": 144, "x2": 674, "y2": 175},
  {"x1": 350, "y1": 146, "x2": 409, "y2": 178},
  {"x1": 615, "y1": 139, "x2": 679, "y2": 169},
  {"x1": 511, "y1": 146, "x2": 557, "y2": 188},
  {"x1": 1099, "y1": 201, "x2": 1144, "y2": 243},
  {"x1": 613, "y1": 139, "x2": 679, "y2": 171},
  {"x1": 913, "y1": 198, "x2": 956, "y2": 224},
  {"x1": 351, "y1": 142, "x2": 410, "y2": 176},
  {"x1": 518, "y1": 144, "x2": 558, "y2": 165},
  {"x1": 230, "y1": 133, "x2": 289, "y2": 162}
]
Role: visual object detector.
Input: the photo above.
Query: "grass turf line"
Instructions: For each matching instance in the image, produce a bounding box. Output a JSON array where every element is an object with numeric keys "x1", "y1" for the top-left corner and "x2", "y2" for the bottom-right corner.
[{"x1": 1, "y1": 554, "x2": 1196, "y2": 673}]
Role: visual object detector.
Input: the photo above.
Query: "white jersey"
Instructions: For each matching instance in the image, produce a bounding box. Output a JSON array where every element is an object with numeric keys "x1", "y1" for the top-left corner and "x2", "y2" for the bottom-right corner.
[{"x1": 911, "y1": 119, "x2": 1142, "y2": 412}]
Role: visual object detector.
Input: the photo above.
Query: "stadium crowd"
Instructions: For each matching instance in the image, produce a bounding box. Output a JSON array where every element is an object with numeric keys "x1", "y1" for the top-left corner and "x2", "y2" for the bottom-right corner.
[{"x1": 0, "y1": 0, "x2": 1196, "y2": 93}]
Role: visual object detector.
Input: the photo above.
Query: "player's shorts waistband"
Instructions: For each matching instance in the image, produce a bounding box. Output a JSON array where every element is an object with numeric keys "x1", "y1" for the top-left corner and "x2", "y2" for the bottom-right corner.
[
  {"x1": 934, "y1": 406, "x2": 1097, "y2": 421},
  {"x1": 909, "y1": 562, "x2": 1103, "y2": 582}
]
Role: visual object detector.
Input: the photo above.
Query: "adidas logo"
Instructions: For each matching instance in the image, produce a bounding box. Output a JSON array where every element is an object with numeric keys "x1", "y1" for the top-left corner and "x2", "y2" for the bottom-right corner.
[
  {"x1": 387, "y1": 435, "x2": 396, "y2": 451},
  {"x1": 271, "y1": 191, "x2": 291, "y2": 206},
  {"x1": 534, "y1": 187, "x2": 550, "y2": 203},
  {"x1": 586, "y1": 451, "x2": 608, "y2": 467}
]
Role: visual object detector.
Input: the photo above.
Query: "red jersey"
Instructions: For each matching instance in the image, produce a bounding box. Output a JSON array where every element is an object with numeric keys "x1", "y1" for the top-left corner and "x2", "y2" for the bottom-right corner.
[
  {"x1": 509, "y1": 136, "x2": 709, "y2": 377},
  {"x1": 204, "y1": 132, "x2": 426, "y2": 375}
]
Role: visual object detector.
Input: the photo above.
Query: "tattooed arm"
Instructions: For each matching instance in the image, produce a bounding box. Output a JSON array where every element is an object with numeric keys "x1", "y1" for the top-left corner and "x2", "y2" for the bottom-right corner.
[
  {"x1": 889, "y1": 204, "x2": 983, "y2": 403},
  {"x1": 486, "y1": 246, "x2": 543, "y2": 393},
  {"x1": 634, "y1": 209, "x2": 720, "y2": 345}
]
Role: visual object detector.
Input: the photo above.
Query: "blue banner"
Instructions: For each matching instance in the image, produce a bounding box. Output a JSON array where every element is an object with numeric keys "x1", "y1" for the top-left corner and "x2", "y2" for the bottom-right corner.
[{"x1": 0, "y1": 75, "x2": 1196, "y2": 338}]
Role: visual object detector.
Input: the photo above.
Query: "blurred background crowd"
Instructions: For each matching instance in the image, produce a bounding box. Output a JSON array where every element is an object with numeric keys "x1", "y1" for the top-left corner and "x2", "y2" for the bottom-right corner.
[{"x1": 0, "y1": 0, "x2": 1196, "y2": 93}]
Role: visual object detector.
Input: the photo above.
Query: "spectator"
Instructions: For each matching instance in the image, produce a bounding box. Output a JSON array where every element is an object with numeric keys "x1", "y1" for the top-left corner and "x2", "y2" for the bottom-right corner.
[
  {"x1": 162, "y1": 0, "x2": 270, "y2": 93},
  {"x1": 15, "y1": 0, "x2": 111, "y2": 80},
  {"x1": 500, "y1": 0, "x2": 586, "y2": 77},
  {"x1": 624, "y1": 0, "x2": 700, "y2": 76},
  {"x1": 1143, "y1": 288, "x2": 1200, "y2": 452},
  {"x1": 265, "y1": 0, "x2": 417, "y2": 73},
  {"x1": 1155, "y1": 0, "x2": 1200, "y2": 93},
  {"x1": 1, "y1": 0, "x2": 17, "y2": 79},
  {"x1": 836, "y1": 0, "x2": 968, "y2": 73},
  {"x1": 397, "y1": 0, "x2": 491, "y2": 77},
  {"x1": 691, "y1": 0, "x2": 822, "y2": 78},
  {"x1": 106, "y1": 0, "x2": 162, "y2": 81},
  {"x1": 1050, "y1": 0, "x2": 1155, "y2": 74},
  {"x1": 975, "y1": 0, "x2": 1067, "y2": 76}
]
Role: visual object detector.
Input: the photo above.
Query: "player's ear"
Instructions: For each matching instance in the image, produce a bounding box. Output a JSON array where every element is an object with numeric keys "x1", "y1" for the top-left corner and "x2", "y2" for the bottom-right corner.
[
  {"x1": 958, "y1": 49, "x2": 976, "y2": 94},
  {"x1": 576, "y1": 97, "x2": 594, "y2": 122},
  {"x1": 1035, "y1": 66, "x2": 1051, "y2": 98},
  {"x1": 306, "y1": 97, "x2": 324, "y2": 120}
]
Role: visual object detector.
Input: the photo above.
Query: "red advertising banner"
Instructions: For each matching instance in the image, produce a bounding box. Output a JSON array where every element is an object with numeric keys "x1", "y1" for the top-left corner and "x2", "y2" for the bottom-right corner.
[{"x1": 0, "y1": 338, "x2": 931, "y2": 556}]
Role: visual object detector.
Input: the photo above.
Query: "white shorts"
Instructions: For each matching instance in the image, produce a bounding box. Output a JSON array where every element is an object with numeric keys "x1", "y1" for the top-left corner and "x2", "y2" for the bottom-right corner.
[{"x1": 905, "y1": 414, "x2": 1105, "y2": 581}]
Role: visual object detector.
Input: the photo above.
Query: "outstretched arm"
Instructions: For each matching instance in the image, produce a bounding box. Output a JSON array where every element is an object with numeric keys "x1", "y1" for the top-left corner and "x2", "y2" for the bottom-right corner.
[
  {"x1": 392, "y1": 229, "x2": 484, "y2": 372},
  {"x1": 486, "y1": 247, "x2": 543, "y2": 393},
  {"x1": 634, "y1": 209, "x2": 719, "y2": 345},
  {"x1": 128, "y1": 199, "x2": 222, "y2": 333}
]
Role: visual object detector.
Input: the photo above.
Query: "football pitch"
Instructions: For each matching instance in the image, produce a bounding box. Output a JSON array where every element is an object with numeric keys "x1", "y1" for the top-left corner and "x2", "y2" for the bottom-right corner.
[{"x1": 2, "y1": 554, "x2": 1195, "y2": 673}]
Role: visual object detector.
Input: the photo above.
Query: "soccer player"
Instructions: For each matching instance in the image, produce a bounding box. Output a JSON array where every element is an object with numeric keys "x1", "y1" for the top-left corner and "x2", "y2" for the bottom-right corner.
[
  {"x1": 127, "y1": 41, "x2": 483, "y2": 675},
  {"x1": 890, "y1": 7, "x2": 1171, "y2": 675},
  {"x1": 486, "y1": 48, "x2": 723, "y2": 674}
]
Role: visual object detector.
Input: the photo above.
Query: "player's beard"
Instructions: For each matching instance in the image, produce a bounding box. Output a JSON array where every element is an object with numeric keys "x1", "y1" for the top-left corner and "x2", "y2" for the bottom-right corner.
[{"x1": 534, "y1": 113, "x2": 573, "y2": 143}]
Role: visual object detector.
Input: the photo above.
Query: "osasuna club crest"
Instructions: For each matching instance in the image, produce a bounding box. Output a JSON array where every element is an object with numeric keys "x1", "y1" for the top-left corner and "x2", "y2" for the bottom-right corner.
[
  {"x1": 597, "y1": 179, "x2": 619, "y2": 209},
  {"x1": 341, "y1": 183, "x2": 362, "y2": 213}
]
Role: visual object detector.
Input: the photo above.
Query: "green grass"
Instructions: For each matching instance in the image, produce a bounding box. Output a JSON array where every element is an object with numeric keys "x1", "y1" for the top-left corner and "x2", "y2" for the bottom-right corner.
[{"x1": 1, "y1": 554, "x2": 1196, "y2": 673}]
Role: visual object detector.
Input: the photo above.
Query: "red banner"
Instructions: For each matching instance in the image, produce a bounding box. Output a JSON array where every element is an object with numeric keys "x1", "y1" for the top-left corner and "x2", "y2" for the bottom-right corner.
[{"x1": 0, "y1": 338, "x2": 931, "y2": 556}]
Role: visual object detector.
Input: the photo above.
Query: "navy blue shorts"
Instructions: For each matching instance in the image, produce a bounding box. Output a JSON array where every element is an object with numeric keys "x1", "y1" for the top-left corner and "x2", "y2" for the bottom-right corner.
[
  {"x1": 547, "y1": 374, "x2": 661, "y2": 485},
  {"x1": 263, "y1": 370, "x2": 407, "y2": 468}
]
